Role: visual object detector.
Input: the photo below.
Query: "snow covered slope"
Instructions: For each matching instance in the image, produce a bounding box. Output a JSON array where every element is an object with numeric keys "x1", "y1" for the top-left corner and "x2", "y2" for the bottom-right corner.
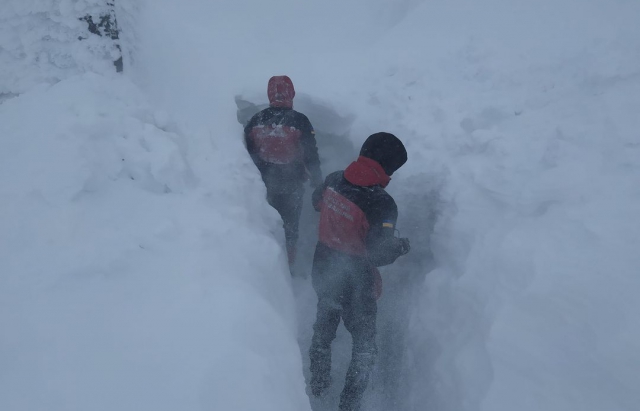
[
  {"x1": 1, "y1": 2, "x2": 308, "y2": 411},
  {"x1": 2, "y1": 0, "x2": 639, "y2": 411}
]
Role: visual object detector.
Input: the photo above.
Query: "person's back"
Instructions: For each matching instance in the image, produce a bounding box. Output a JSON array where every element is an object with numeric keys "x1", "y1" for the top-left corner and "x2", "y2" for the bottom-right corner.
[
  {"x1": 245, "y1": 105, "x2": 318, "y2": 192},
  {"x1": 244, "y1": 76, "x2": 322, "y2": 265},
  {"x1": 309, "y1": 132, "x2": 410, "y2": 411}
]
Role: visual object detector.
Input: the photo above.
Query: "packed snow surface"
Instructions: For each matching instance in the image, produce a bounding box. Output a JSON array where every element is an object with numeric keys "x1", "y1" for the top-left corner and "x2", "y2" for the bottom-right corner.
[{"x1": 1, "y1": 1, "x2": 639, "y2": 411}]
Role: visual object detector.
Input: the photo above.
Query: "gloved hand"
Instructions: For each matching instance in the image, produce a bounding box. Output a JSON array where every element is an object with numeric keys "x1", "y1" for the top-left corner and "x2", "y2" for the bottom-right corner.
[{"x1": 399, "y1": 238, "x2": 411, "y2": 255}]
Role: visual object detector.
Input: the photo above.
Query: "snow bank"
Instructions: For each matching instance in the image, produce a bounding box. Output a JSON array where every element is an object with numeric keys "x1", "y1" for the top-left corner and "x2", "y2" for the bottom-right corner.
[
  {"x1": 0, "y1": 71, "x2": 309, "y2": 411},
  {"x1": 336, "y1": 1, "x2": 640, "y2": 410},
  {"x1": 1, "y1": 2, "x2": 309, "y2": 411}
]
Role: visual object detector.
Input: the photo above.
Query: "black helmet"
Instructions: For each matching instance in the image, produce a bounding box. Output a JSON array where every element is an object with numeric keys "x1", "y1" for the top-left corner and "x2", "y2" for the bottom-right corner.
[{"x1": 360, "y1": 132, "x2": 407, "y2": 176}]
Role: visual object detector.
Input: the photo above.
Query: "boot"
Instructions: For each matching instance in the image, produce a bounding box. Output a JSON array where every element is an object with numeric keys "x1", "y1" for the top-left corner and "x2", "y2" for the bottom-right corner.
[
  {"x1": 338, "y1": 351, "x2": 375, "y2": 411},
  {"x1": 309, "y1": 346, "x2": 332, "y2": 397}
]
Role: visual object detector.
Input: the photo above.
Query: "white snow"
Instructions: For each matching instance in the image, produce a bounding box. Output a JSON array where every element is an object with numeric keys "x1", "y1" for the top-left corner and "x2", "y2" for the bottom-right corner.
[
  {"x1": 0, "y1": 0, "x2": 120, "y2": 95},
  {"x1": 1, "y1": 0, "x2": 639, "y2": 411}
]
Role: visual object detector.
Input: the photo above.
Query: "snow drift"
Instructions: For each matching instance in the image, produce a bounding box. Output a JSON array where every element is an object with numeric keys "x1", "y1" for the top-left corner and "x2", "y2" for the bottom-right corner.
[{"x1": 1, "y1": 2, "x2": 307, "y2": 411}]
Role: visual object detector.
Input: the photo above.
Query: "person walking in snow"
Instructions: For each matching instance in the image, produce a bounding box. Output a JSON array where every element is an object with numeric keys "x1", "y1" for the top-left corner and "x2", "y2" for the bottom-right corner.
[
  {"x1": 244, "y1": 75, "x2": 323, "y2": 266},
  {"x1": 308, "y1": 132, "x2": 411, "y2": 411}
]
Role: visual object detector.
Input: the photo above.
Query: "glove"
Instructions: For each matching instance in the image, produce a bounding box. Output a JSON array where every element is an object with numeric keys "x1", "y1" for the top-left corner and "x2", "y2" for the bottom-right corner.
[{"x1": 399, "y1": 238, "x2": 411, "y2": 255}]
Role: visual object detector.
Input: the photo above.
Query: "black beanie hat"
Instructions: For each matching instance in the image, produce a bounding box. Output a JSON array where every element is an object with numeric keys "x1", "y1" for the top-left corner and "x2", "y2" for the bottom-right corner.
[{"x1": 359, "y1": 132, "x2": 408, "y2": 176}]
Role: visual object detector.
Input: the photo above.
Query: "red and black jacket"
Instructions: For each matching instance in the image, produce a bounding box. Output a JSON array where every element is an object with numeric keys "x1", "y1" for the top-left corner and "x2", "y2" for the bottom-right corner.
[
  {"x1": 312, "y1": 157, "x2": 406, "y2": 267},
  {"x1": 244, "y1": 106, "x2": 322, "y2": 191}
]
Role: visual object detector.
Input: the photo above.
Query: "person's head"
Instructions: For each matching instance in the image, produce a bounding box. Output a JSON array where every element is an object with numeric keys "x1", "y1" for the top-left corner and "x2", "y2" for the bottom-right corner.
[
  {"x1": 359, "y1": 132, "x2": 407, "y2": 176},
  {"x1": 267, "y1": 75, "x2": 295, "y2": 108}
]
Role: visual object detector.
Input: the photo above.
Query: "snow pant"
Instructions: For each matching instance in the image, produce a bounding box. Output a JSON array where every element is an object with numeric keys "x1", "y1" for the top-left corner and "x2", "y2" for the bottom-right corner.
[
  {"x1": 266, "y1": 184, "x2": 304, "y2": 263},
  {"x1": 309, "y1": 243, "x2": 377, "y2": 411}
]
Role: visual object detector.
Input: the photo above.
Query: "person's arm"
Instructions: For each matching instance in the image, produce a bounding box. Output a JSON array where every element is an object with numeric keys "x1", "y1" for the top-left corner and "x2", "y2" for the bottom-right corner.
[
  {"x1": 366, "y1": 196, "x2": 410, "y2": 267},
  {"x1": 244, "y1": 115, "x2": 266, "y2": 170},
  {"x1": 311, "y1": 171, "x2": 339, "y2": 212},
  {"x1": 311, "y1": 183, "x2": 325, "y2": 212},
  {"x1": 298, "y1": 115, "x2": 322, "y2": 187}
]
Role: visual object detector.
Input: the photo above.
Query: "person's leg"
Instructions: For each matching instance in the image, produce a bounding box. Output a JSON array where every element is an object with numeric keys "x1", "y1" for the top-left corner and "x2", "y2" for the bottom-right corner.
[
  {"x1": 266, "y1": 186, "x2": 304, "y2": 264},
  {"x1": 309, "y1": 299, "x2": 341, "y2": 396},
  {"x1": 309, "y1": 246, "x2": 345, "y2": 396},
  {"x1": 339, "y1": 266, "x2": 378, "y2": 411},
  {"x1": 283, "y1": 186, "x2": 304, "y2": 264}
]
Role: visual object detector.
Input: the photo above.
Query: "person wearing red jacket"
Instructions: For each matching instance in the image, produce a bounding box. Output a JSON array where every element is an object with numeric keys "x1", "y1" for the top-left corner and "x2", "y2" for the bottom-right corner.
[
  {"x1": 244, "y1": 76, "x2": 323, "y2": 265},
  {"x1": 308, "y1": 132, "x2": 411, "y2": 411}
]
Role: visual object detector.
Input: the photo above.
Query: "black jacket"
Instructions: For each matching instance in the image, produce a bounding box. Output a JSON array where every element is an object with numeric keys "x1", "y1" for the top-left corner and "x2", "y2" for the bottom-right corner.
[
  {"x1": 244, "y1": 106, "x2": 322, "y2": 192},
  {"x1": 312, "y1": 170, "x2": 406, "y2": 267}
]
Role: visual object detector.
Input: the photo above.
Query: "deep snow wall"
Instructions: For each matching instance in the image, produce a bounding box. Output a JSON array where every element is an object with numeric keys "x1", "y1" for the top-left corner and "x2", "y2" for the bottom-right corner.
[
  {"x1": 1, "y1": 2, "x2": 310, "y2": 411},
  {"x1": 354, "y1": 2, "x2": 640, "y2": 411}
]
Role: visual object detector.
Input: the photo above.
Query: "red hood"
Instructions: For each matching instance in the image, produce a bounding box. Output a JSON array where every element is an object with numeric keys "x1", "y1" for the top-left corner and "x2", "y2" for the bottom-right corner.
[
  {"x1": 268, "y1": 75, "x2": 295, "y2": 108},
  {"x1": 344, "y1": 156, "x2": 391, "y2": 188}
]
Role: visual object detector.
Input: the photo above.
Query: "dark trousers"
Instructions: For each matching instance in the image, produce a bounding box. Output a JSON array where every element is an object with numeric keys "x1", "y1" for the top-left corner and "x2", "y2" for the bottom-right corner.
[
  {"x1": 309, "y1": 244, "x2": 377, "y2": 411},
  {"x1": 266, "y1": 185, "x2": 304, "y2": 255}
]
